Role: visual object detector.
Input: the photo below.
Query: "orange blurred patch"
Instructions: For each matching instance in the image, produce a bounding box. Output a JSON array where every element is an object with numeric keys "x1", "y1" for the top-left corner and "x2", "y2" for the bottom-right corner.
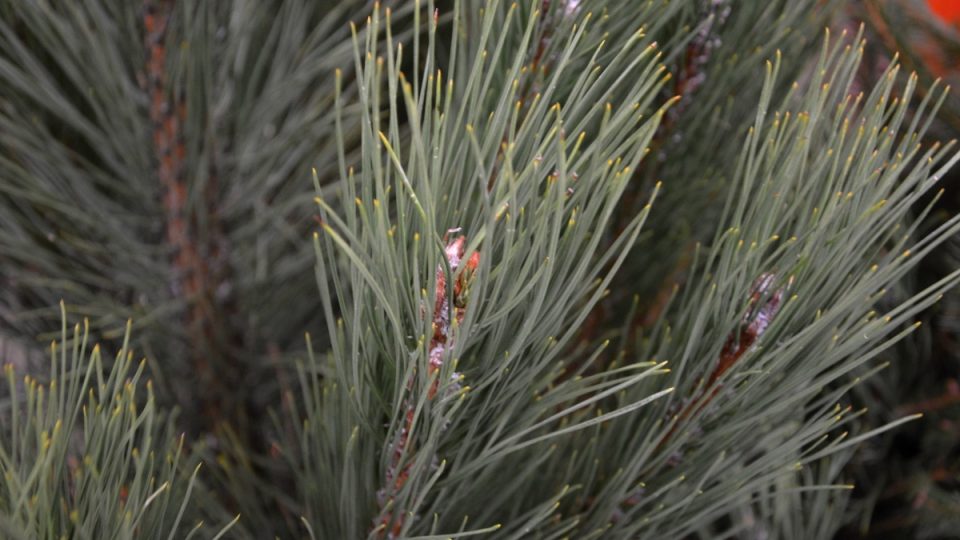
[{"x1": 929, "y1": 0, "x2": 960, "y2": 24}]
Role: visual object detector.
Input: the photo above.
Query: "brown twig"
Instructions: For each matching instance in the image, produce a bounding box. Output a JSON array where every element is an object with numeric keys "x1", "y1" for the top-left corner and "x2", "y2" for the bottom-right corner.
[
  {"x1": 585, "y1": 2, "x2": 731, "y2": 355},
  {"x1": 608, "y1": 273, "x2": 787, "y2": 519},
  {"x1": 144, "y1": 0, "x2": 234, "y2": 428},
  {"x1": 662, "y1": 273, "x2": 786, "y2": 446},
  {"x1": 899, "y1": 379, "x2": 960, "y2": 415},
  {"x1": 374, "y1": 233, "x2": 479, "y2": 539}
]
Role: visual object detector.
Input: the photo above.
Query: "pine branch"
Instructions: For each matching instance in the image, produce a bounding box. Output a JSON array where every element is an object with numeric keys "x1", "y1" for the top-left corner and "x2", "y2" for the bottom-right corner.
[
  {"x1": 0, "y1": 304, "x2": 237, "y2": 539},
  {"x1": 295, "y1": 10, "x2": 960, "y2": 535}
]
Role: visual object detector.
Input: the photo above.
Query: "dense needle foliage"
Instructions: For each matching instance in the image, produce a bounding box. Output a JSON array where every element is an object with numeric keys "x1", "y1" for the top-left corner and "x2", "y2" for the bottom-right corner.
[{"x1": 1, "y1": 0, "x2": 959, "y2": 538}]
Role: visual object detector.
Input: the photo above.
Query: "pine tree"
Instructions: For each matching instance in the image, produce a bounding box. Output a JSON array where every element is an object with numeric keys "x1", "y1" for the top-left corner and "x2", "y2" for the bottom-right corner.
[{"x1": 1, "y1": 0, "x2": 958, "y2": 538}]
